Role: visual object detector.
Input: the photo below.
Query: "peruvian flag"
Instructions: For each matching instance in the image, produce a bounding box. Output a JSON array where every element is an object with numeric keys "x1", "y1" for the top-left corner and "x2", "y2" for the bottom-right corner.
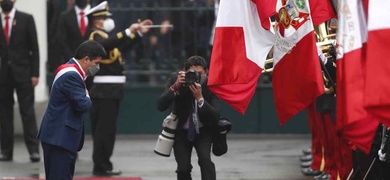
[
  {"x1": 207, "y1": 0, "x2": 275, "y2": 114},
  {"x1": 364, "y1": 0, "x2": 390, "y2": 124},
  {"x1": 269, "y1": 0, "x2": 324, "y2": 125},
  {"x1": 336, "y1": 0, "x2": 378, "y2": 154}
]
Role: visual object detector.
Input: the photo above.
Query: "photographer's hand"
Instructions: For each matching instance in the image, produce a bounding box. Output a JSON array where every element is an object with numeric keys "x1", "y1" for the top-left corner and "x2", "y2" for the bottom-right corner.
[
  {"x1": 174, "y1": 71, "x2": 186, "y2": 88},
  {"x1": 189, "y1": 82, "x2": 202, "y2": 100}
]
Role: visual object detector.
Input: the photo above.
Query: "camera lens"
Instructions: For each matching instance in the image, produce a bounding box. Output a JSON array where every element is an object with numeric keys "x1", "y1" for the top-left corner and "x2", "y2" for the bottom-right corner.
[{"x1": 185, "y1": 69, "x2": 200, "y2": 85}]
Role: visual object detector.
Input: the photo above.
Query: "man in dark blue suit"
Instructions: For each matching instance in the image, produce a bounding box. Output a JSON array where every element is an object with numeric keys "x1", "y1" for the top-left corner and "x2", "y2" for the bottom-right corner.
[{"x1": 38, "y1": 40, "x2": 106, "y2": 179}]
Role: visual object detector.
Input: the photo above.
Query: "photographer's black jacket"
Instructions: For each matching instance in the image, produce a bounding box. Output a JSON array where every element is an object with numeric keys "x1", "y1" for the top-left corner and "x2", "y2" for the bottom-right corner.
[{"x1": 157, "y1": 74, "x2": 220, "y2": 130}]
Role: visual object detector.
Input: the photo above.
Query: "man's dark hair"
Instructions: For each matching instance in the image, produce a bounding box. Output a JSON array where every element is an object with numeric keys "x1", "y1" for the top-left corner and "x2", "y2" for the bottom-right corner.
[
  {"x1": 184, "y1": 56, "x2": 208, "y2": 71},
  {"x1": 74, "y1": 40, "x2": 106, "y2": 60}
]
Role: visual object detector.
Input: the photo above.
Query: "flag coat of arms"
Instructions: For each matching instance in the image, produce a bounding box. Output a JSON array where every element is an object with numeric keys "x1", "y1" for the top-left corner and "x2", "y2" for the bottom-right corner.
[{"x1": 255, "y1": 0, "x2": 336, "y2": 29}]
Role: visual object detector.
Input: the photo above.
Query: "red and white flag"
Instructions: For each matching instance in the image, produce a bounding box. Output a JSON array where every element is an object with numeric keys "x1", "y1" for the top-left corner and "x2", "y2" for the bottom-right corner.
[
  {"x1": 268, "y1": 0, "x2": 324, "y2": 125},
  {"x1": 364, "y1": 0, "x2": 390, "y2": 124},
  {"x1": 336, "y1": 0, "x2": 379, "y2": 154},
  {"x1": 207, "y1": 0, "x2": 275, "y2": 114}
]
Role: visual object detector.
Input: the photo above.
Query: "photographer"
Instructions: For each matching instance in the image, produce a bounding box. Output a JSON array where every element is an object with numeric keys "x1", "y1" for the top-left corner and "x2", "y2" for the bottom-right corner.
[{"x1": 157, "y1": 56, "x2": 220, "y2": 180}]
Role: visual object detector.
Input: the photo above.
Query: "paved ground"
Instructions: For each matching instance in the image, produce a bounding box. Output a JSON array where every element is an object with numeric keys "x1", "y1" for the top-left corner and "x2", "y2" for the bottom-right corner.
[
  {"x1": 2, "y1": 102, "x2": 314, "y2": 179},
  {"x1": 0, "y1": 134, "x2": 313, "y2": 180}
]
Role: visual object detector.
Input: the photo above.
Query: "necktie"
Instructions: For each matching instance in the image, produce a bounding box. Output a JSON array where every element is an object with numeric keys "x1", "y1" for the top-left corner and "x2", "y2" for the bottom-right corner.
[
  {"x1": 188, "y1": 116, "x2": 195, "y2": 141},
  {"x1": 80, "y1": 12, "x2": 86, "y2": 37},
  {"x1": 4, "y1": 16, "x2": 10, "y2": 45},
  {"x1": 187, "y1": 100, "x2": 199, "y2": 141}
]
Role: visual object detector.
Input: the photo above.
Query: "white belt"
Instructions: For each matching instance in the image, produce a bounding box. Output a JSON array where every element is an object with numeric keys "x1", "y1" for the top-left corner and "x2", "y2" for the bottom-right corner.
[{"x1": 93, "y1": 76, "x2": 126, "y2": 83}]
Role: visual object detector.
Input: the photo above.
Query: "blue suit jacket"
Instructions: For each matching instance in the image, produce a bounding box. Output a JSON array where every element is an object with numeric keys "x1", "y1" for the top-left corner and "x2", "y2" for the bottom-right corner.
[{"x1": 38, "y1": 59, "x2": 91, "y2": 152}]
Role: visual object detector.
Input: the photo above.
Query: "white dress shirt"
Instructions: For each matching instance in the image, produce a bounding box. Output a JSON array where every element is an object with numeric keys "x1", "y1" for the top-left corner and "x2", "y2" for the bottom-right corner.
[
  {"x1": 74, "y1": 4, "x2": 91, "y2": 28},
  {"x1": 1, "y1": 8, "x2": 16, "y2": 38}
]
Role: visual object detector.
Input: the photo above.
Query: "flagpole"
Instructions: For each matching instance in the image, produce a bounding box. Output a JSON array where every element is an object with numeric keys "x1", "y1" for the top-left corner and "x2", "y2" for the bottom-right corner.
[
  {"x1": 346, "y1": 168, "x2": 354, "y2": 180},
  {"x1": 362, "y1": 158, "x2": 376, "y2": 180}
]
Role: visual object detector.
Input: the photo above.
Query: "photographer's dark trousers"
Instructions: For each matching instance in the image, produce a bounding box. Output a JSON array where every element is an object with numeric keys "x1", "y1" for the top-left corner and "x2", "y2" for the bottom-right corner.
[
  {"x1": 174, "y1": 127, "x2": 215, "y2": 180},
  {"x1": 90, "y1": 98, "x2": 120, "y2": 172}
]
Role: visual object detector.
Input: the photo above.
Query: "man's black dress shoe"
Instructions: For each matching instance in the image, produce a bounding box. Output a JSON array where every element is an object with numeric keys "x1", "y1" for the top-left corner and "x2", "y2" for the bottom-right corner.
[
  {"x1": 301, "y1": 167, "x2": 322, "y2": 176},
  {"x1": 300, "y1": 160, "x2": 312, "y2": 168},
  {"x1": 314, "y1": 172, "x2": 331, "y2": 180},
  {"x1": 30, "y1": 153, "x2": 40, "y2": 162},
  {"x1": 0, "y1": 154, "x2": 12, "y2": 161},
  {"x1": 300, "y1": 154, "x2": 312, "y2": 162},
  {"x1": 93, "y1": 169, "x2": 122, "y2": 176},
  {"x1": 302, "y1": 148, "x2": 312, "y2": 155}
]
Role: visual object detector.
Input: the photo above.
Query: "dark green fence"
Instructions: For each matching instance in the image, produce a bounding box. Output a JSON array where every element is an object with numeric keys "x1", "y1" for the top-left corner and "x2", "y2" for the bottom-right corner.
[{"x1": 82, "y1": 85, "x2": 310, "y2": 134}]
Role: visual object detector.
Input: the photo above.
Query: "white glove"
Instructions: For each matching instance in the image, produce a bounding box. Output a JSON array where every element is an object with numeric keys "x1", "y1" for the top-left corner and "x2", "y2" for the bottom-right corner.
[{"x1": 378, "y1": 149, "x2": 387, "y2": 162}]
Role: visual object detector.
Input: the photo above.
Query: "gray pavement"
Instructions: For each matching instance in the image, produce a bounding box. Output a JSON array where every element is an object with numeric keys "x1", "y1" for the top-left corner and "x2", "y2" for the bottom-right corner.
[
  {"x1": 1, "y1": 101, "x2": 313, "y2": 179},
  {"x1": 0, "y1": 134, "x2": 312, "y2": 180}
]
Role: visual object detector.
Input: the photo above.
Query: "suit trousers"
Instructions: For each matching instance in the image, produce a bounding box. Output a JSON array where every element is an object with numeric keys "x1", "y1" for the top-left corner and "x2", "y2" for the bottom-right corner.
[
  {"x1": 90, "y1": 98, "x2": 120, "y2": 172},
  {"x1": 173, "y1": 127, "x2": 215, "y2": 180},
  {"x1": 42, "y1": 142, "x2": 76, "y2": 180},
  {"x1": 0, "y1": 71, "x2": 39, "y2": 157}
]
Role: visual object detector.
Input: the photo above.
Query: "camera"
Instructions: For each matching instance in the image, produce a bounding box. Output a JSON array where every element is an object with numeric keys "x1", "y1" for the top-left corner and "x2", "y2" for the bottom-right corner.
[
  {"x1": 212, "y1": 117, "x2": 232, "y2": 156},
  {"x1": 154, "y1": 113, "x2": 178, "y2": 157},
  {"x1": 185, "y1": 69, "x2": 201, "y2": 86}
]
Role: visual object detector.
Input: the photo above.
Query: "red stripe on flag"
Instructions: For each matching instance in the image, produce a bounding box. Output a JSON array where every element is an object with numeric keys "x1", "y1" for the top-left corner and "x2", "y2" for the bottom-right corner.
[
  {"x1": 272, "y1": 32, "x2": 324, "y2": 125},
  {"x1": 338, "y1": 115, "x2": 378, "y2": 154},
  {"x1": 365, "y1": 29, "x2": 390, "y2": 125},
  {"x1": 336, "y1": 47, "x2": 379, "y2": 154},
  {"x1": 309, "y1": 0, "x2": 337, "y2": 27},
  {"x1": 337, "y1": 49, "x2": 368, "y2": 127},
  {"x1": 208, "y1": 27, "x2": 263, "y2": 114}
]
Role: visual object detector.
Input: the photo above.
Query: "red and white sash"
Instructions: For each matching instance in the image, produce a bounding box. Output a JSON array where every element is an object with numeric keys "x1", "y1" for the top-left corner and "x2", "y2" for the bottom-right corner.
[{"x1": 53, "y1": 64, "x2": 85, "y2": 87}]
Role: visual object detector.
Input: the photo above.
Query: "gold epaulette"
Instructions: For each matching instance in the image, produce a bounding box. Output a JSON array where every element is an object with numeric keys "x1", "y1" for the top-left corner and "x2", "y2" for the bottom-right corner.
[
  {"x1": 89, "y1": 30, "x2": 108, "y2": 40},
  {"x1": 89, "y1": 30, "x2": 122, "y2": 65},
  {"x1": 100, "y1": 48, "x2": 122, "y2": 64}
]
